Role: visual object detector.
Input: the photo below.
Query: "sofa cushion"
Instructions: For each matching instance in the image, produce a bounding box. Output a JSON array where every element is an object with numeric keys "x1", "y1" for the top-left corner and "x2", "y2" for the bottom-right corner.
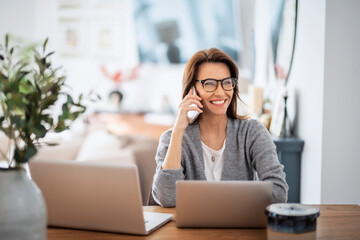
[
  {"x1": 35, "y1": 137, "x2": 84, "y2": 161},
  {"x1": 75, "y1": 130, "x2": 135, "y2": 164}
]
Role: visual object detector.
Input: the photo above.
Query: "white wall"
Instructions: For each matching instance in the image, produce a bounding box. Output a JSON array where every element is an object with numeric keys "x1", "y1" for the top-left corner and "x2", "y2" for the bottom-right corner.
[
  {"x1": 287, "y1": 0, "x2": 325, "y2": 204},
  {"x1": 0, "y1": 0, "x2": 35, "y2": 40},
  {"x1": 321, "y1": 0, "x2": 360, "y2": 204},
  {"x1": 253, "y1": 0, "x2": 275, "y2": 87},
  {"x1": 289, "y1": 0, "x2": 360, "y2": 204}
]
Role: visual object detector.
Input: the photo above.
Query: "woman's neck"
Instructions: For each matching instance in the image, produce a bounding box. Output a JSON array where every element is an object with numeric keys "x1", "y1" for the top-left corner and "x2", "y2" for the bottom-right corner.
[{"x1": 198, "y1": 113, "x2": 227, "y2": 150}]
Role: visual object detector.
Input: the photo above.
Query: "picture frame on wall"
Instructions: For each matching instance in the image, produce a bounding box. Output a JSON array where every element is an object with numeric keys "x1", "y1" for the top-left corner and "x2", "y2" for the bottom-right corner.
[
  {"x1": 58, "y1": 0, "x2": 83, "y2": 9},
  {"x1": 58, "y1": 18, "x2": 86, "y2": 56},
  {"x1": 90, "y1": 19, "x2": 121, "y2": 58},
  {"x1": 90, "y1": 0, "x2": 124, "y2": 9}
]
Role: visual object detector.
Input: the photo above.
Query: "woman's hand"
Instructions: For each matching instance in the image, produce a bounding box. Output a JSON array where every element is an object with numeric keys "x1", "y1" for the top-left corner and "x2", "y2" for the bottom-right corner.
[
  {"x1": 173, "y1": 88, "x2": 203, "y2": 131},
  {"x1": 162, "y1": 88, "x2": 203, "y2": 170}
]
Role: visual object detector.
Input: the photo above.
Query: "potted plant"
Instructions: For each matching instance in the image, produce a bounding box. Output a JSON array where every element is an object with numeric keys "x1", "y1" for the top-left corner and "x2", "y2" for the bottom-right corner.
[{"x1": 0, "y1": 34, "x2": 88, "y2": 239}]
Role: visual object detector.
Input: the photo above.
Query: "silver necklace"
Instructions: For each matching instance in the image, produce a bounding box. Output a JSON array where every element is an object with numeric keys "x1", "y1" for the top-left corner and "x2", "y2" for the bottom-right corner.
[{"x1": 208, "y1": 149, "x2": 217, "y2": 163}]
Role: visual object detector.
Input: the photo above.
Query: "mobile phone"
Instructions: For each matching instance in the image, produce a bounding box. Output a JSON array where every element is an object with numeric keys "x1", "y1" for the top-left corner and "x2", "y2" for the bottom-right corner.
[{"x1": 187, "y1": 87, "x2": 200, "y2": 124}]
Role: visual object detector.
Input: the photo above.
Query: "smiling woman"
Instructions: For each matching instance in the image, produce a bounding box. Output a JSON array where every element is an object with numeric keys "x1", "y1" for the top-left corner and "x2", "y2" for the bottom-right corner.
[{"x1": 151, "y1": 48, "x2": 288, "y2": 207}]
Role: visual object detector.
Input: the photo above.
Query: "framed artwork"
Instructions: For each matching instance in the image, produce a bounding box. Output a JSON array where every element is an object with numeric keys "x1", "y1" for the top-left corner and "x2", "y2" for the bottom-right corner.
[
  {"x1": 90, "y1": 0, "x2": 125, "y2": 9},
  {"x1": 90, "y1": 19, "x2": 121, "y2": 58},
  {"x1": 56, "y1": 0, "x2": 134, "y2": 60},
  {"x1": 58, "y1": 18, "x2": 86, "y2": 56},
  {"x1": 58, "y1": 0, "x2": 83, "y2": 9}
]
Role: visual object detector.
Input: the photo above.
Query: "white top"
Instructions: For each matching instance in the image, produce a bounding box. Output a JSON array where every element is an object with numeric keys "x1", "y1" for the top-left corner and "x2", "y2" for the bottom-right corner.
[{"x1": 201, "y1": 140, "x2": 226, "y2": 181}]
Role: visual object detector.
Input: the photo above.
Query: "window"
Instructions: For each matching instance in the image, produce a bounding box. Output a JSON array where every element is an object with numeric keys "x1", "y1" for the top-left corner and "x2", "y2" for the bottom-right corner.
[{"x1": 133, "y1": 0, "x2": 243, "y2": 64}]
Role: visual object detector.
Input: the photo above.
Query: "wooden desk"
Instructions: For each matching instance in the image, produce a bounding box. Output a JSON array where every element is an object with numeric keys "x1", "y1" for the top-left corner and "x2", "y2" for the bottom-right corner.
[
  {"x1": 48, "y1": 205, "x2": 360, "y2": 240},
  {"x1": 88, "y1": 113, "x2": 172, "y2": 140}
]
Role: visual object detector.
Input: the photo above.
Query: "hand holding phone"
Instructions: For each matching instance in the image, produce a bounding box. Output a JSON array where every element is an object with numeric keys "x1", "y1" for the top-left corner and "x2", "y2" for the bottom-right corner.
[{"x1": 187, "y1": 87, "x2": 200, "y2": 124}]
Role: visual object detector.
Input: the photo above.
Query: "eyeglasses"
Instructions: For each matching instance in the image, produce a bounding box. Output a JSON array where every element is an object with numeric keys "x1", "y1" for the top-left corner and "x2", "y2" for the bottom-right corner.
[{"x1": 196, "y1": 77, "x2": 237, "y2": 92}]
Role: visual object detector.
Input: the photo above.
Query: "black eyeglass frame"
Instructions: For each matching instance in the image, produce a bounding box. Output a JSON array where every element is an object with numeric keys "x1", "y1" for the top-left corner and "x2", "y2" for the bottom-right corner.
[{"x1": 195, "y1": 77, "x2": 237, "y2": 93}]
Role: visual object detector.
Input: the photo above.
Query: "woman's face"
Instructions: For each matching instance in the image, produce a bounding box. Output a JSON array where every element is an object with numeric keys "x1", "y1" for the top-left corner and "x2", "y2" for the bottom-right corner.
[{"x1": 195, "y1": 62, "x2": 233, "y2": 117}]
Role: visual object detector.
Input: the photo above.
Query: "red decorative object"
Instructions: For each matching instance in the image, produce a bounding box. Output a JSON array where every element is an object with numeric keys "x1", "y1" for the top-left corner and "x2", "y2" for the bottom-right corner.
[{"x1": 100, "y1": 64, "x2": 140, "y2": 86}]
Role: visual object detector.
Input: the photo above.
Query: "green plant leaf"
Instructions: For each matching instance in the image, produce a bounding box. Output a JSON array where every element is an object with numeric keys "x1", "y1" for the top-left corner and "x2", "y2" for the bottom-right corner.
[
  {"x1": 40, "y1": 94, "x2": 57, "y2": 110},
  {"x1": 41, "y1": 114, "x2": 53, "y2": 126},
  {"x1": 19, "y1": 78, "x2": 32, "y2": 94},
  {"x1": 66, "y1": 94, "x2": 74, "y2": 104},
  {"x1": 45, "y1": 51, "x2": 54, "y2": 58},
  {"x1": 31, "y1": 122, "x2": 47, "y2": 138},
  {"x1": 14, "y1": 145, "x2": 37, "y2": 163},
  {"x1": 43, "y1": 38, "x2": 48, "y2": 53},
  {"x1": 12, "y1": 115, "x2": 26, "y2": 129},
  {"x1": 0, "y1": 72, "x2": 8, "y2": 81},
  {"x1": 54, "y1": 119, "x2": 68, "y2": 132},
  {"x1": 5, "y1": 34, "x2": 8, "y2": 49}
]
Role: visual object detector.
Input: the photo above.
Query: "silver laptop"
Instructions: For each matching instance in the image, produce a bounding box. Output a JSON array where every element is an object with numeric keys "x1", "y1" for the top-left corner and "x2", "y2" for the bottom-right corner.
[
  {"x1": 176, "y1": 180, "x2": 272, "y2": 228},
  {"x1": 29, "y1": 160, "x2": 172, "y2": 235}
]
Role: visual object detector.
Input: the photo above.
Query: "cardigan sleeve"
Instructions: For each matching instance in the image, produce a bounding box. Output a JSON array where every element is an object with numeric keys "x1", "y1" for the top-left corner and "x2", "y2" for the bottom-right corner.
[
  {"x1": 248, "y1": 120, "x2": 289, "y2": 203},
  {"x1": 151, "y1": 129, "x2": 185, "y2": 207}
]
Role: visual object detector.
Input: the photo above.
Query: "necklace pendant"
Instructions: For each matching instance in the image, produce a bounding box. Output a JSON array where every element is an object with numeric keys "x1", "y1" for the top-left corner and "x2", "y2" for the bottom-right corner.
[{"x1": 211, "y1": 156, "x2": 215, "y2": 162}]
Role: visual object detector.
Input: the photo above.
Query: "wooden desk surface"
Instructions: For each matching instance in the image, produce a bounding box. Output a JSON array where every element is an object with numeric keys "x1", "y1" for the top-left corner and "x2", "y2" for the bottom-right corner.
[
  {"x1": 88, "y1": 113, "x2": 172, "y2": 140},
  {"x1": 48, "y1": 205, "x2": 360, "y2": 240}
]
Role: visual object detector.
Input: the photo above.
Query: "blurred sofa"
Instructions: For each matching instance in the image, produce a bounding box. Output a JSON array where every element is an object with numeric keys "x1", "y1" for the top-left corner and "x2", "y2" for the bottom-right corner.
[{"x1": 0, "y1": 131, "x2": 158, "y2": 206}]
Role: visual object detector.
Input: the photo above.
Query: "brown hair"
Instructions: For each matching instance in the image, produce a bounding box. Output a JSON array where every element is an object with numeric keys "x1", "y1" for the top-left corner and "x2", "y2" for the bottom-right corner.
[{"x1": 182, "y1": 48, "x2": 249, "y2": 120}]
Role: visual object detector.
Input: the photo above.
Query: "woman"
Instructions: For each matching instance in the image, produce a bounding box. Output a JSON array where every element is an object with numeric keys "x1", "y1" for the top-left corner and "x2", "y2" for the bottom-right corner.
[{"x1": 152, "y1": 48, "x2": 288, "y2": 207}]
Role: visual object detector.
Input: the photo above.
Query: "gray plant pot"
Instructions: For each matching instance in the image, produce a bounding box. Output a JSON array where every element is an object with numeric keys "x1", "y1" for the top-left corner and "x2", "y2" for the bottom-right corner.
[{"x1": 0, "y1": 168, "x2": 47, "y2": 240}]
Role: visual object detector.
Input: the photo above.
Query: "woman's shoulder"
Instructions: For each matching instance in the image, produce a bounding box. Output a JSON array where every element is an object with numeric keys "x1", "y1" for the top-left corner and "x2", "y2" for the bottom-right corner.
[
  {"x1": 159, "y1": 124, "x2": 199, "y2": 144},
  {"x1": 228, "y1": 117, "x2": 270, "y2": 140},
  {"x1": 159, "y1": 127, "x2": 174, "y2": 143},
  {"x1": 229, "y1": 117, "x2": 264, "y2": 130}
]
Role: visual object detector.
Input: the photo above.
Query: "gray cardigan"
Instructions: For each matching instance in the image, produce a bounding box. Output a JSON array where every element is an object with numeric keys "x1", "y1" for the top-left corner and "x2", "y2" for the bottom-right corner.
[{"x1": 152, "y1": 118, "x2": 288, "y2": 207}]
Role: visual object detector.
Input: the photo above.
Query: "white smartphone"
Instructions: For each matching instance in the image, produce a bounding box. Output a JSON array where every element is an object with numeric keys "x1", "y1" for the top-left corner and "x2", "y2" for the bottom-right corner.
[{"x1": 187, "y1": 86, "x2": 200, "y2": 124}]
